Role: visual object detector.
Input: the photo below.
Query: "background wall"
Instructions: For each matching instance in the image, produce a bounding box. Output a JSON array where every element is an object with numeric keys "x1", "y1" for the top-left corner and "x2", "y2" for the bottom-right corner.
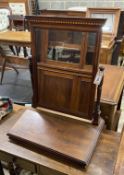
[{"x1": 38, "y1": 0, "x2": 124, "y2": 10}]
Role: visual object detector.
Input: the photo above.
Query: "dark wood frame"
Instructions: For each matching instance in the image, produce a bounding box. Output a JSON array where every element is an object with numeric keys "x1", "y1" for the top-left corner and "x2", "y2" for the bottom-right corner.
[
  {"x1": 27, "y1": 15, "x2": 105, "y2": 122},
  {"x1": 7, "y1": 16, "x2": 106, "y2": 167}
]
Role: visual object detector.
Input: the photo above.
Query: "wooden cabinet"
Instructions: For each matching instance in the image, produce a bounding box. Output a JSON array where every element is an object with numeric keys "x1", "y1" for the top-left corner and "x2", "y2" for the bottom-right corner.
[
  {"x1": 27, "y1": 17, "x2": 105, "y2": 121},
  {"x1": 5, "y1": 16, "x2": 103, "y2": 166}
]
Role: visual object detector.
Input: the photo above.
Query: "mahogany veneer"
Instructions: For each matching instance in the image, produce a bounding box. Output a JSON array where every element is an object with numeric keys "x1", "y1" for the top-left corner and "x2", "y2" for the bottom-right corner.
[
  {"x1": 8, "y1": 16, "x2": 105, "y2": 167},
  {"x1": 8, "y1": 109, "x2": 104, "y2": 166}
]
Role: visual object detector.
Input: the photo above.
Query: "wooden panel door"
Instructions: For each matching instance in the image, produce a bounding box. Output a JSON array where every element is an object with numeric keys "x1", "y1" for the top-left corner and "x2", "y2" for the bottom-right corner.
[
  {"x1": 37, "y1": 68, "x2": 73, "y2": 113},
  {"x1": 37, "y1": 67, "x2": 94, "y2": 119}
]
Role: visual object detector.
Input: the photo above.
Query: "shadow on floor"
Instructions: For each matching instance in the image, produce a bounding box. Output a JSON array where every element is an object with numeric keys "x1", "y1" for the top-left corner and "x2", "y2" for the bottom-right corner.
[{"x1": 0, "y1": 69, "x2": 32, "y2": 104}]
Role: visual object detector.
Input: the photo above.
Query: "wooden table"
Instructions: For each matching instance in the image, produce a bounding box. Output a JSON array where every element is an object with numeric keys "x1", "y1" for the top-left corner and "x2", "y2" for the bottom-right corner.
[
  {"x1": 0, "y1": 104, "x2": 121, "y2": 175},
  {"x1": 0, "y1": 31, "x2": 31, "y2": 83},
  {"x1": 101, "y1": 64, "x2": 124, "y2": 130},
  {"x1": 0, "y1": 31, "x2": 31, "y2": 47},
  {"x1": 0, "y1": 31, "x2": 31, "y2": 65}
]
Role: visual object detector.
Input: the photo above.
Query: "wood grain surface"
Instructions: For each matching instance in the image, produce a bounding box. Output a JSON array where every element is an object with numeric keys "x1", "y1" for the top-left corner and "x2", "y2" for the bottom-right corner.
[
  {"x1": 102, "y1": 64, "x2": 124, "y2": 104},
  {"x1": 7, "y1": 108, "x2": 104, "y2": 167},
  {"x1": 0, "y1": 31, "x2": 31, "y2": 46},
  {"x1": 0, "y1": 105, "x2": 120, "y2": 174}
]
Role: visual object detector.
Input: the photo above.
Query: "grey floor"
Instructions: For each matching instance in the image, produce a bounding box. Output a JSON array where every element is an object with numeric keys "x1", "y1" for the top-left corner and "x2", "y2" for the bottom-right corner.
[{"x1": 0, "y1": 69, "x2": 32, "y2": 104}]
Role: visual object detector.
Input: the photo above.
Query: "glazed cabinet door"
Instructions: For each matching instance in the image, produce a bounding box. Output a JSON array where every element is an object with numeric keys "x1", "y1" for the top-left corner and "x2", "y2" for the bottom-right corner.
[{"x1": 29, "y1": 18, "x2": 104, "y2": 120}]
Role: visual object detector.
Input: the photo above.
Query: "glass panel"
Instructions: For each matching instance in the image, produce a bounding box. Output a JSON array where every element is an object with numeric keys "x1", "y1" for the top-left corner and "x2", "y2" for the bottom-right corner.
[
  {"x1": 47, "y1": 29, "x2": 83, "y2": 63},
  {"x1": 34, "y1": 28, "x2": 98, "y2": 68},
  {"x1": 91, "y1": 13, "x2": 115, "y2": 33},
  {"x1": 85, "y1": 32, "x2": 97, "y2": 65}
]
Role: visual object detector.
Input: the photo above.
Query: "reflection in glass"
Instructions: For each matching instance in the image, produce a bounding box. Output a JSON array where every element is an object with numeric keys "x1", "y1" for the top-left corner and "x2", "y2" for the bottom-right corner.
[
  {"x1": 35, "y1": 28, "x2": 97, "y2": 67},
  {"x1": 91, "y1": 13, "x2": 114, "y2": 33},
  {"x1": 47, "y1": 30, "x2": 83, "y2": 63}
]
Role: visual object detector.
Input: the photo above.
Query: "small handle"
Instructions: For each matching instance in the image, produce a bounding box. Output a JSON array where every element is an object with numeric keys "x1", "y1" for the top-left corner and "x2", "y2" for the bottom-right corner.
[{"x1": 94, "y1": 66, "x2": 104, "y2": 86}]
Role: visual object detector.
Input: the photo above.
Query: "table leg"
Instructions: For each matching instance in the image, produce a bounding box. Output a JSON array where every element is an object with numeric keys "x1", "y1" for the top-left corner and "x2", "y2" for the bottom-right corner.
[
  {"x1": 0, "y1": 161, "x2": 5, "y2": 175},
  {"x1": 23, "y1": 47, "x2": 28, "y2": 57},
  {"x1": 8, "y1": 162, "x2": 16, "y2": 175}
]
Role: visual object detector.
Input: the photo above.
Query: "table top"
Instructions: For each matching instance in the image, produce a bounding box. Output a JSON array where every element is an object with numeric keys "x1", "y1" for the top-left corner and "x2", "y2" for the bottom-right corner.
[
  {"x1": 0, "y1": 104, "x2": 120, "y2": 175},
  {"x1": 0, "y1": 31, "x2": 31, "y2": 46},
  {"x1": 101, "y1": 64, "x2": 124, "y2": 105}
]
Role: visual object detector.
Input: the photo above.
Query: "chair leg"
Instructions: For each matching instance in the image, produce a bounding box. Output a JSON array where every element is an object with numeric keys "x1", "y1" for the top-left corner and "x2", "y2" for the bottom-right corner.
[
  {"x1": 0, "y1": 161, "x2": 4, "y2": 175},
  {"x1": 15, "y1": 46, "x2": 21, "y2": 56},
  {"x1": 9, "y1": 46, "x2": 16, "y2": 55},
  {"x1": 23, "y1": 47, "x2": 28, "y2": 57},
  {"x1": 11, "y1": 66, "x2": 19, "y2": 74},
  {"x1": 8, "y1": 162, "x2": 16, "y2": 175},
  {"x1": 0, "y1": 58, "x2": 6, "y2": 85}
]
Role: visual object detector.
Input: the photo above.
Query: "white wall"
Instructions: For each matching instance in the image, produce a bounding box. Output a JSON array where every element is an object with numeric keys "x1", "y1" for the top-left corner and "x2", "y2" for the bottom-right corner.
[{"x1": 38, "y1": 0, "x2": 124, "y2": 10}]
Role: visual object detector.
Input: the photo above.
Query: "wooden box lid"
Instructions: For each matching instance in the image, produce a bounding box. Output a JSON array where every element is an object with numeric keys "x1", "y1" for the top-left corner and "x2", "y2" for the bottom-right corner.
[{"x1": 7, "y1": 109, "x2": 104, "y2": 167}]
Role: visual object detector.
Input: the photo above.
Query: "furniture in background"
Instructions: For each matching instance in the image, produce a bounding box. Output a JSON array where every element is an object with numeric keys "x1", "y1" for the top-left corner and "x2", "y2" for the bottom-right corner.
[
  {"x1": 0, "y1": 0, "x2": 39, "y2": 15},
  {"x1": 0, "y1": 0, "x2": 8, "y2": 8},
  {"x1": 0, "y1": 31, "x2": 31, "y2": 84},
  {"x1": 118, "y1": 11, "x2": 124, "y2": 66},
  {"x1": 120, "y1": 45, "x2": 124, "y2": 66},
  {"x1": 101, "y1": 64, "x2": 124, "y2": 130},
  {"x1": 30, "y1": 0, "x2": 39, "y2": 15},
  {"x1": 0, "y1": 0, "x2": 40, "y2": 73},
  {"x1": 0, "y1": 0, "x2": 29, "y2": 15},
  {"x1": 87, "y1": 8, "x2": 121, "y2": 64},
  {"x1": 0, "y1": 7, "x2": 19, "y2": 84},
  {"x1": 39, "y1": 9, "x2": 86, "y2": 17},
  {"x1": 9, "y1": 15, "x2": 29, "y2": 57},
  {"x1": 111, "y1": 10, "x2": 124, "y2": 65}
]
